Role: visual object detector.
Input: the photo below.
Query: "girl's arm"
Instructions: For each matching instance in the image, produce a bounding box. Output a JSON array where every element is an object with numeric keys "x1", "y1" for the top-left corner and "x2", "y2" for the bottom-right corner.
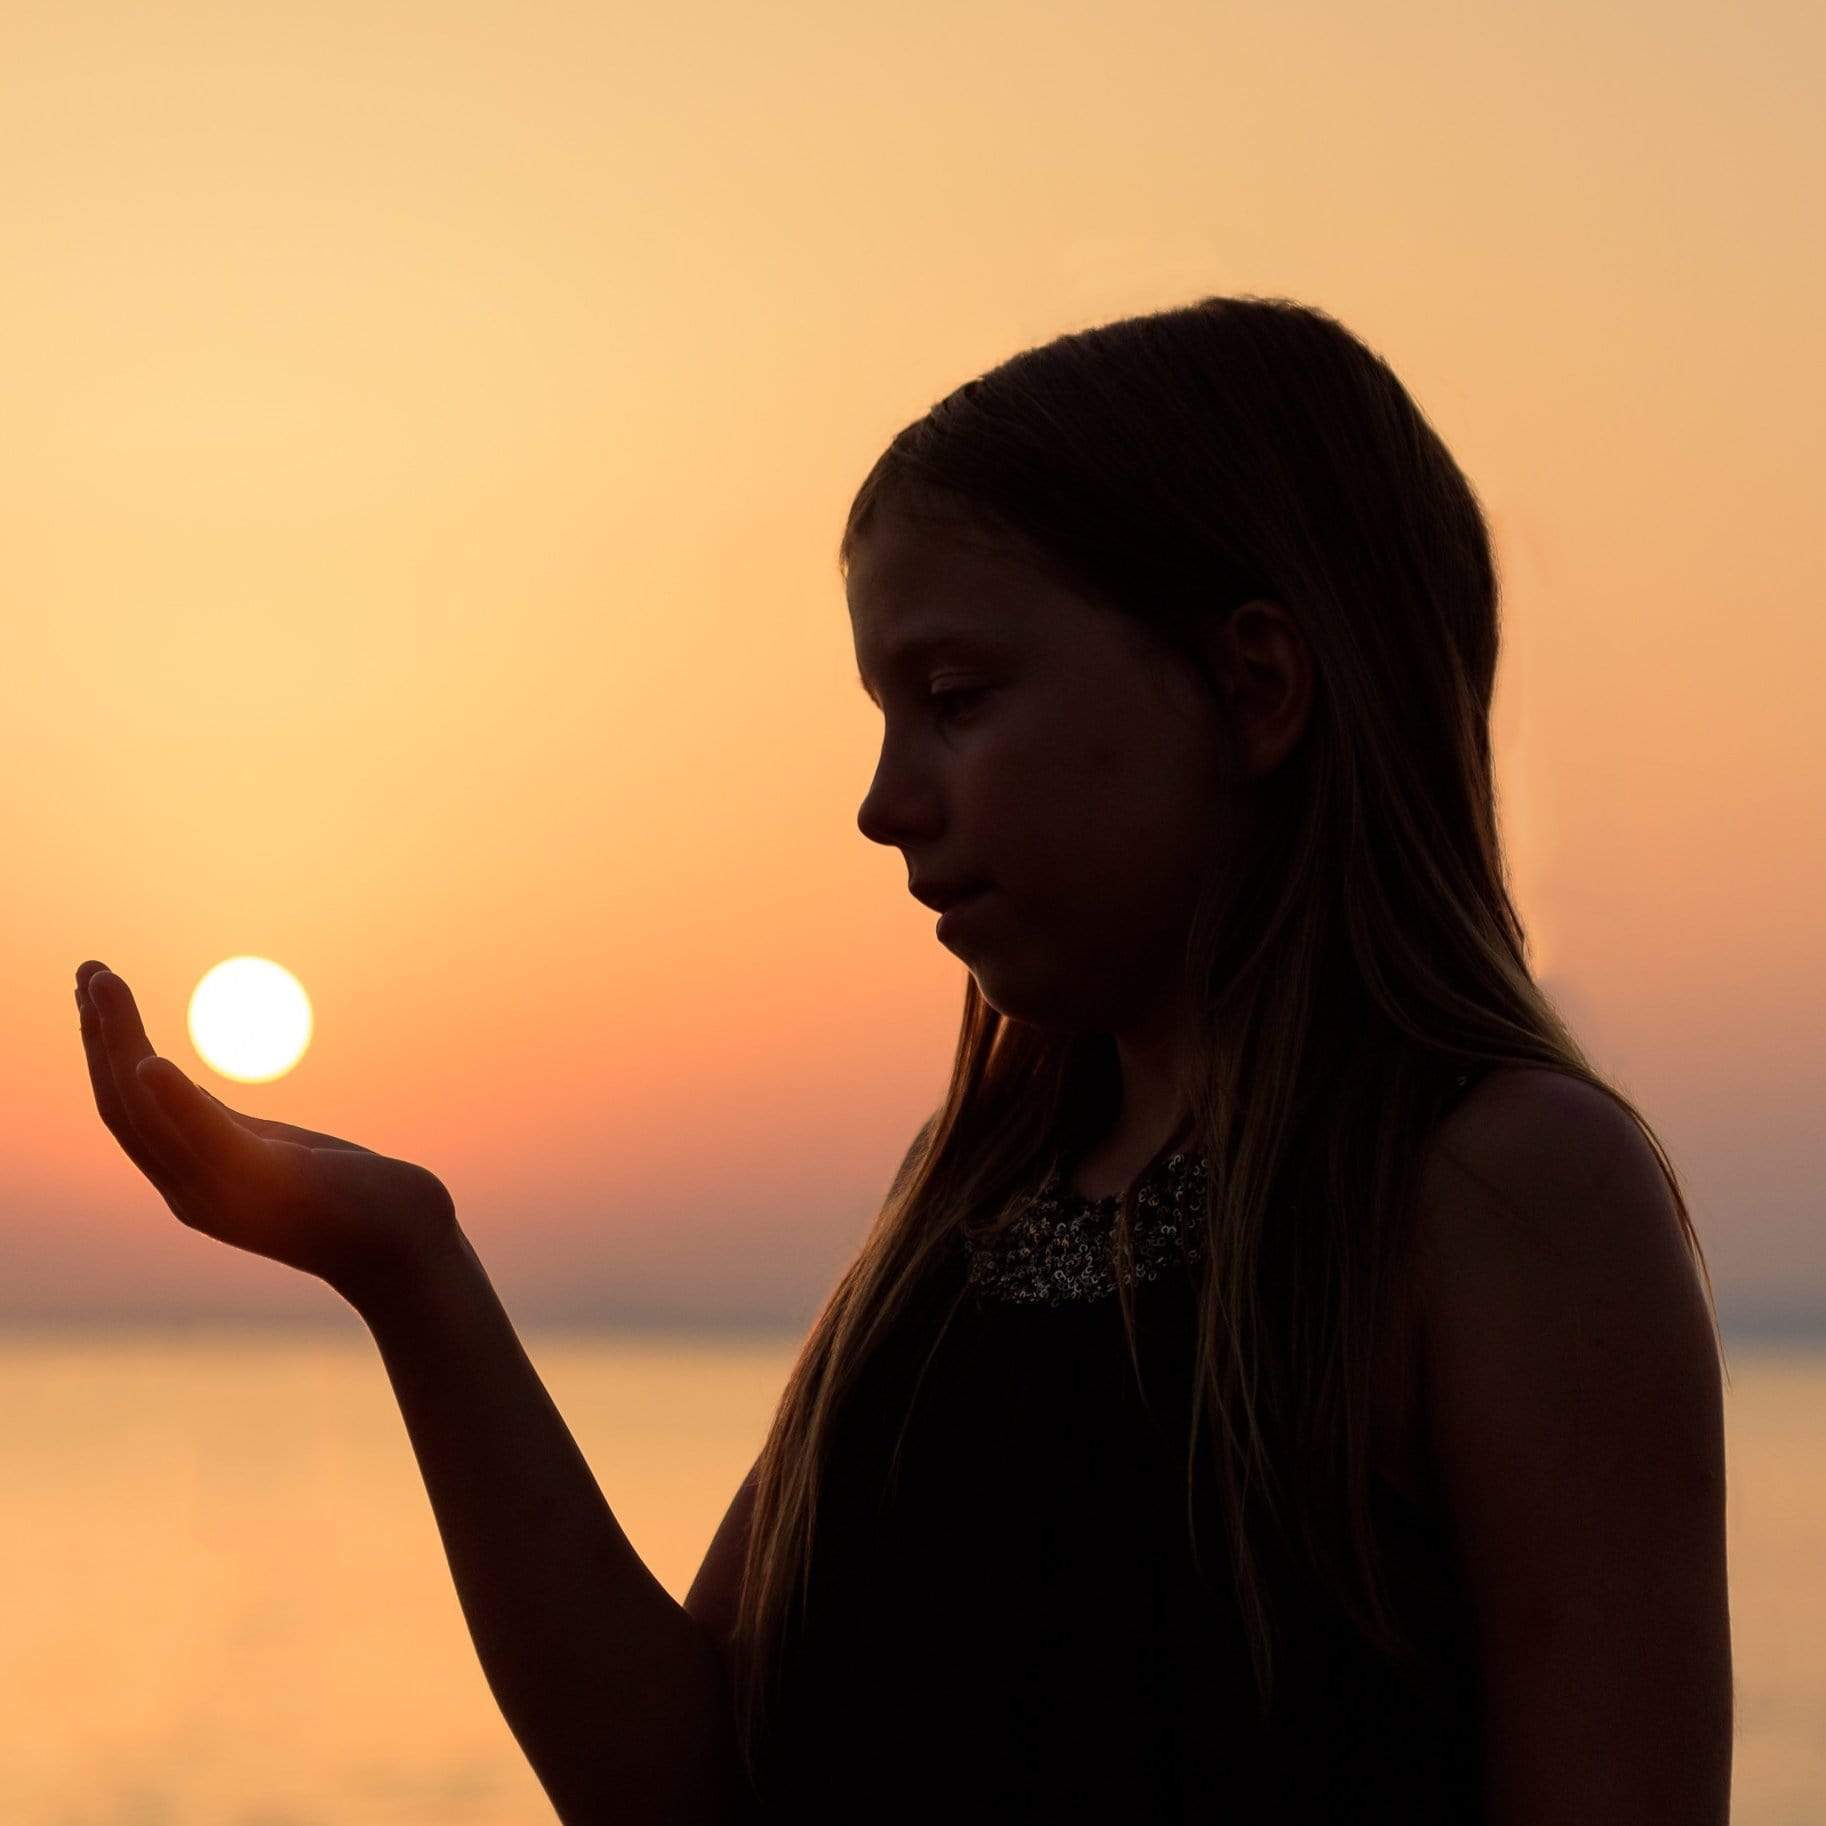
[
  {"x1": 357, "y1": 1229, "x2": 754, "y2": 1826},
  {"x1": 1416, "y1": 1069, "x2": 1733, "y2": 1826},
  {"x1": 74, "y1": 965, "x2": 750, "y2": 1823}
]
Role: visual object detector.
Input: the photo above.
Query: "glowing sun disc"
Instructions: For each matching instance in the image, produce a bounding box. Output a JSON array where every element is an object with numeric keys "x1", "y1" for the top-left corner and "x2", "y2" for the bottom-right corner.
[{"x1": 188, "y1": 957, "x2": 313, "y2": 1083}]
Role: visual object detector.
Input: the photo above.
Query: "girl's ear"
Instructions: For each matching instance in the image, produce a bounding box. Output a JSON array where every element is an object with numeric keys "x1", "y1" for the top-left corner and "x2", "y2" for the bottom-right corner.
[{"x1": 1204, "y1": 598, "x2": 1312, "y2": 780}]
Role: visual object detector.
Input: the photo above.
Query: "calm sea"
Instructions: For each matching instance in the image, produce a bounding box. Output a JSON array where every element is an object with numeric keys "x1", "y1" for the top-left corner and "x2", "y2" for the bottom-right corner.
[{"x1": 0, "y1": 1328, "x2": 1817, "y2": 1824}]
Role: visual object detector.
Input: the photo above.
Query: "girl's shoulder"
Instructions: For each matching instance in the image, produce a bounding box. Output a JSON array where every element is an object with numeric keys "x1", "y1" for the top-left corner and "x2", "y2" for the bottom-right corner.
[
  {"x1": 1412, "y1": 1061, "x2": 1716, "y2": 1491},
  {"x1": 1421, "y1": 1065, "x2": 1652, "y2": 1216},
  {"x1": 1405, "y1": 1065, "x2": 1728, "y2": 1809}
]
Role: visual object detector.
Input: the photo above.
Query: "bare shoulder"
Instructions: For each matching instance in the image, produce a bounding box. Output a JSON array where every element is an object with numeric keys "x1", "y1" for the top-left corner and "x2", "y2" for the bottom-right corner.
[
  {"x1": 1414, "y1": 1064, "x2": 1718, "y2": 1420},
  {"x1": 1430, "y1": 1062, "x2": 1655, "y2": 1184},
  {"x1": 1411, "y1": 1066, "x2": 1732, "y2": 1820}
]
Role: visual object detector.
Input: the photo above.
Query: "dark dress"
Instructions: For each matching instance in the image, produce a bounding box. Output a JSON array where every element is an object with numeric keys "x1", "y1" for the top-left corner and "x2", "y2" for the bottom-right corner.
[{"x1": 754, "y1": 1077, "x2": 1487, "y2": 1823}]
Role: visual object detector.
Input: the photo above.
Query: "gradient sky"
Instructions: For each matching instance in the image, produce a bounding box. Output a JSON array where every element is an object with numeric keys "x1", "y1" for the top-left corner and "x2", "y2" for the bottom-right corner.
[{"x1": 3, "y1": 0, "x2": 1820, "y2": 1333}]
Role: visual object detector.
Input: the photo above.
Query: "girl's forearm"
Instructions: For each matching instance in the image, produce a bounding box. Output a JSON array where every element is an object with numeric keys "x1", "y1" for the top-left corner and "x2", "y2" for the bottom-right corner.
[{"x1": 352, "y1": 1225, "x2": 750, "y2": 1825}]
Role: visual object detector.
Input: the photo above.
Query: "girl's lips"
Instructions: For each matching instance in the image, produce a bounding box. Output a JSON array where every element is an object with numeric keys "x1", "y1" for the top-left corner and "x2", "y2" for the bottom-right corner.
[{"x1": 935, "y1": 887, "x2": 992, "y2": 938}]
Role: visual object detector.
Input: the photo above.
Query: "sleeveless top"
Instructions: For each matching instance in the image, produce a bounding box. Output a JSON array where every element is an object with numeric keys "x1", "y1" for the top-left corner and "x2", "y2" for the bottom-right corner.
[{"x1": 752, "y1": 1072, "x2": 1489, "y2": 1823}]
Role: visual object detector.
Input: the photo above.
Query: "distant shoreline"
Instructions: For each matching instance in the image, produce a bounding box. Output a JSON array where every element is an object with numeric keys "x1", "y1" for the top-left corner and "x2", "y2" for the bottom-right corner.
[{"x1": 0, "y1": 1311, "x2": 1817, "y2": 1352}]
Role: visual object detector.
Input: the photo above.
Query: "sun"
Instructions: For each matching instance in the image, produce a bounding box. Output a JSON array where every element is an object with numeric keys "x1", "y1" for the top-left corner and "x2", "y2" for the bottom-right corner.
[{"x1": 187, "y1": 957, "x2": 314, "y2": 1084}]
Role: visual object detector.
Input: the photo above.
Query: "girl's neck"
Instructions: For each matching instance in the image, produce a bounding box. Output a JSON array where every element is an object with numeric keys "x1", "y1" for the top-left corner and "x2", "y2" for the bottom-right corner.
[{"x1": 1065, "y1": 1110, "x2": 1200, "y2": 1202}]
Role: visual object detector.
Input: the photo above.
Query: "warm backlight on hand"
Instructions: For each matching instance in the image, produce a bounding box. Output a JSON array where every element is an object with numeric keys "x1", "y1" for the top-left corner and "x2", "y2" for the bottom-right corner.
[{"x1": 187, "y1": 957, "x2": 314, "y2": 1084}]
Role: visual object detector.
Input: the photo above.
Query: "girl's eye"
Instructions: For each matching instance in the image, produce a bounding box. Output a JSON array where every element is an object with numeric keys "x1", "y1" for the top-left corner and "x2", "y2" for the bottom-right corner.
[{"x1": 930, "y1": 686, "x2": 986, "y2": 723}]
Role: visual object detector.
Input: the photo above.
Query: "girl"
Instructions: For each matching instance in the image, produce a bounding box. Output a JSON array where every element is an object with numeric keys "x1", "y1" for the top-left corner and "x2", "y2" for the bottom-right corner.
[{"x1": 77, "y1": 294, "x2": 1732, "y2": 1824}]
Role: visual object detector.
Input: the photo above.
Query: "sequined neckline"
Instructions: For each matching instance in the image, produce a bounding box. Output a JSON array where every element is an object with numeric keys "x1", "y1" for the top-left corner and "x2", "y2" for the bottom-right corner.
[{"x1": 958, "y1": 1151, "x2": 1209, "y2": 1308}]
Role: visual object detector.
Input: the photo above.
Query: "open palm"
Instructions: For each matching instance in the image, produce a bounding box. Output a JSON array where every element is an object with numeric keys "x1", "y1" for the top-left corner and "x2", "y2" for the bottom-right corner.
[{"x1": 75, "y1": 961, "x2": 459, "y2": 1310}]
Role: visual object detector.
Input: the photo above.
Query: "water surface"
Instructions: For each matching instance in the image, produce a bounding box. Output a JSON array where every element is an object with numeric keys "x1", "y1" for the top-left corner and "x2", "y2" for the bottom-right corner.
[{"x1": 0, "y1": 1329, "x2": 1815, "y2": 1823}]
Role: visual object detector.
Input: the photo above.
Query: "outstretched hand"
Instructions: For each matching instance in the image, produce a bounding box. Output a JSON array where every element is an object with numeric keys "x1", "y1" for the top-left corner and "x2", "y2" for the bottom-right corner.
[{"x1": 75, "y1": 961, "x2": 461, "y2": 1311}]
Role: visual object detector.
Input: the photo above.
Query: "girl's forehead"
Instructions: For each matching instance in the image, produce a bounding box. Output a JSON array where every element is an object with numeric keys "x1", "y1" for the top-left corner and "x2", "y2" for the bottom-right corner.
[
  {"x1": 847, "y1": 547, "x2": 1097, "y2": 691},
  {"x1": 845, "y1": 504, "x2": 1148, "y2": 694},
  {"x1": 847, "y1": 511, "x2": 1096, "y2": 629}
]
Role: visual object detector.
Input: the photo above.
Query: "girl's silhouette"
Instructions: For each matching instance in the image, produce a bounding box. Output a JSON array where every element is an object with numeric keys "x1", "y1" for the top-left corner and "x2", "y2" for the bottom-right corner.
[{"x1": 78, "y1": 293, "x2": 1733, "y2": 1824}]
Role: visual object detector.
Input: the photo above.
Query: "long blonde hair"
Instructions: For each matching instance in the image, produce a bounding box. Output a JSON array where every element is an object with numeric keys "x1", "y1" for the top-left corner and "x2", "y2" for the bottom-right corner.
[{"x1": 725, "y1": 294, "x2": 1725, "y2": 1794}]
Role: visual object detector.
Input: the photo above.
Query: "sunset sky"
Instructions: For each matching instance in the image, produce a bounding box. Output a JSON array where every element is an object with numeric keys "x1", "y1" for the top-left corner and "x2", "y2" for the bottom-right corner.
[{"x1": 3, "y1": 0, "x2": 1820, "y2": 1335}]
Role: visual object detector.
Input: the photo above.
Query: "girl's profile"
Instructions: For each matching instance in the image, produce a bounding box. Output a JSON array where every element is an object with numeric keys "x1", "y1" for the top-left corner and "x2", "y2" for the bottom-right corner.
[{"x1": 78, "y1": 292, "x2": 1733, "y2": 1824}]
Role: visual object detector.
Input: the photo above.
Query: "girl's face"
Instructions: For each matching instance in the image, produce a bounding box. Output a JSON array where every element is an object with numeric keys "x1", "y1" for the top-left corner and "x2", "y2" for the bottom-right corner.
[{"x1": 848, "y1": 506, "x2": 1246, "y2": 1038}]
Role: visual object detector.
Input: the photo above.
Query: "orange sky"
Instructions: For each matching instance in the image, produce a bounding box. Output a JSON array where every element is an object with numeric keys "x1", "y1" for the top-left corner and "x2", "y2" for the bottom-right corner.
[{"x1": 3, "y1": 0, "x2": 1820, "y2": 1333}]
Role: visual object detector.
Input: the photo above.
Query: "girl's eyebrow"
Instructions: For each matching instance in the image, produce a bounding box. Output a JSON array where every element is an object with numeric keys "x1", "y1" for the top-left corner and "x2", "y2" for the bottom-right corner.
[{"x1": 855, "y1": 629, "x2": 1018, "y2": 706}]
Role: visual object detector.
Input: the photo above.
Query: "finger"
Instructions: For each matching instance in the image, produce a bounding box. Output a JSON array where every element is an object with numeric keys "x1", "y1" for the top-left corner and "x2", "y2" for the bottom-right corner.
[
  {"x1": 78, "y1": 968, "x2": 360, "y2": 1176},
  {"x1": 77, "y1": 969, "x2": 171, "y2": 1184},
  {"x1": 138, "y1": 1056, "x2": 270, "y2": 1179},
  {"x1": 79, "y1": 969, "x2": 203, "y2": 1192},
  {"x1": 189, "y1": 1082, "x2": 370, "y2": 1154}
]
